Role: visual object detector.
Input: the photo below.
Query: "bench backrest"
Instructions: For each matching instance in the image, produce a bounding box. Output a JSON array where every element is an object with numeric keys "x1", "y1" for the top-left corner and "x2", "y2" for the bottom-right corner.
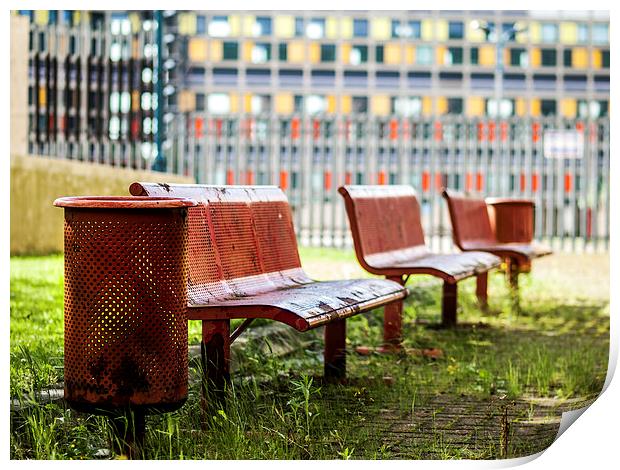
[
  {"x1": 441, "y1": 189, "x2": 495, "y2": 250},
  {"x1": 338, "y1": 185, "x2": 429, "y2": 273},
  {"x1": 130, "y1": 183, "x2": 308, "y2": 304}
]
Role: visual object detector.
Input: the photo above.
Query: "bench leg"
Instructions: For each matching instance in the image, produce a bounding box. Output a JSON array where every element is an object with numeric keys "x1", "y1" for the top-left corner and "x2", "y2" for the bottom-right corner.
[
  {"x1": 109, "y1": 409, "x2": 145, "y2": 459},
  {"x1": 324, "y1": 318, "x2": 347, "y2": 382},
  {"x1": 441, "y1": 281, "x2": 458, "y2": 327},
  {"x1": 200, "y1": 319, "x2": 231, "y2": 420},
  {"x1": 505, "y1": 257, "x2": 519, "y2": 290},
  {"x1": 476, "y1": 272, "x2": 488, "y2": 308},
  {"x1": 383, "y1": 276, "x2": 405, "y2": 349}
]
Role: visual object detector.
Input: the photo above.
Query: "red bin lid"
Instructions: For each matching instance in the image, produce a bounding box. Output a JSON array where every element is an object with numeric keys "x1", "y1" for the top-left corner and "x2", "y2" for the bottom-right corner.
[{"x1": 53, "y1": 196, "x2": 198, "y2": 209}]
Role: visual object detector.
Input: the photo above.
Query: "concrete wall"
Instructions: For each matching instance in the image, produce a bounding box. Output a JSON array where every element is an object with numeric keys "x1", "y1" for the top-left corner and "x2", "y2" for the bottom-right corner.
[{"x1": 10, "y1": 155, "x2": 195, "y2": 255}]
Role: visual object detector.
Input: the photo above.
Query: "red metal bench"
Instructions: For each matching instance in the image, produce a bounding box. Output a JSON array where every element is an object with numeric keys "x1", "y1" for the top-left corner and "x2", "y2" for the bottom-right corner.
[
  {"x1": 442, "y1": 189, "x2": 552, "y2": 288},
  {"x1": 338, "y1": 185, "x2": 501, "y2": 342},
  {"x1": 129, "y1": 182, "x2": 407, "y2": 406}
]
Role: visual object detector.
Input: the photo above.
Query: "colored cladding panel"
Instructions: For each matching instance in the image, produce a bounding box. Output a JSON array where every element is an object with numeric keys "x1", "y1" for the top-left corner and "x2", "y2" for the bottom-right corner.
[
  {"x1": 309, "y1": 43, "x2": 320, "y2": 63},
  {"x1": 340, "y1": 18, "x2": 353, "y2": 39},
  {"x1": 244, "y1": 93, "x2": 253, "y2": 113},
  {"x1": 529, "y1": 22, "x2": 541, "y2": 43},
  {"x1": 229, "y1": 94, "x2": 240, "y2": 113},
  {"x1": 561, "y1": 98, "x2": 577, "y2": 118},
  {"x1": 341, "y1": 44, "x2": 351, "y2": 64},
  {"x1": 530, "y1": 48, "x2": 541, "y2": 67},
  {"x1": 242, "y1": 15, "x2": 256, "y2": 36},
  {"x1": 371, "y1": 96, "x2": 390, "y2": 116},
  {"x1": 436, "y1": 97, "x2": 448, "y2": 115},
  {"x1": 479, "y1": 46, "x2": 495, "y2": 66},
  {"x1": 385, "y1": 43, "x2": 401, "y2": 65},
  {"x1": 275, "y1": 16, "x2": 295, "y2": 38},
  {"x1": 189, "y1": 38, "x2": 208, "y2": 62},
  {"x1": 242, "y1": 41, "x2": 253, "y2": 61},
  {"x1": 530, "y1": 99, "x2": 541, "y2": 117},
  {"x1": 229, "y1": 16, "x2": 241, "y2": 36},
  {"x1": 572, "y1": 48, "x2": 588, "y2": 68},
  {"x1": 467, "y1": 24, "x2": 485, "y2": 42},
  {"x1": 178, "y1": 91, "x2": 196, "y2": 112},
  {"x1": 560, "y1": 22, "x2": 578, "y2": 44},
  {"x1": 405, "y1": 45, "x2": 415, "y2": 64},
  {"x1": 515, "y1": 98, "x2": 526, "y2": 117},
  {"x1": 179, "y1": 12, "x2": 197, "y2": 35},
  {"x1": 34, "y1": 10, "x2": 49, "y2": 26},
  {"x1": 467, "y1": 97, "x2": 485, "y2": 117},
  {"x1": 275, "y1": 93, "x2": 294, "y2": 114},
  {"x1": 341, "y1": 95, "x2": 352, "y2": 114},
  {"x1": 327, "y1": 95, "x2": 337, "y2": 114},
  {"x1": 592, "y1": 50, "x2": 603, "y2": 68},
  {"x1": 326, "y1": 17, "x2": 339, "y2": 39},
  {"x1": 421, "y1": 19, "x2": 434, "y2": 41},
  {"x1": 422, "y1": 96, "x2": 432, "y2": 116},
  {"x1": 288, "y1": 41, "x2": 305, "y2": 63},
  {"x1": 435, "y1": 20, "x2": 448, "y2": 41},
  {"x1": 436, "y1": 46, "x2": 446, "y2": 66},
  {"x1": 210, "y1": 40, "x2": 223, "y2": 62},
  {"x1": 371, "y1": 17, "x2": 391, "y2": 40}
]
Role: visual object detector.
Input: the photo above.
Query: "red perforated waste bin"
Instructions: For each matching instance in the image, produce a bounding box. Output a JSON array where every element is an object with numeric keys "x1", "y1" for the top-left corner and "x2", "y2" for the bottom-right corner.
[{"x1": 53, "y1": 196, "x2": 197, "y2": 416}]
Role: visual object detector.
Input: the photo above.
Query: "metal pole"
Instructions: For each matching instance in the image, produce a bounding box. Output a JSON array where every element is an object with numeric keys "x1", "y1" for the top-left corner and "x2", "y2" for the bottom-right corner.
[{"x1": 153, "y1": 10, "x2": 165, "y2": 172}]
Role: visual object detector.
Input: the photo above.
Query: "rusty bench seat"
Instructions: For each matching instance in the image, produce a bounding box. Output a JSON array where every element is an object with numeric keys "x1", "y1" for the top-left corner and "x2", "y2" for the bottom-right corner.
[
  {"x1": 442, "y1": 189, "x2": 552, "y2": 288},
  {"x1": 129, "y1": 182, "x2": 407, "y2": 408},
  {"x1": 338, "y1": 185, "x2": 501, "y2": 336}
]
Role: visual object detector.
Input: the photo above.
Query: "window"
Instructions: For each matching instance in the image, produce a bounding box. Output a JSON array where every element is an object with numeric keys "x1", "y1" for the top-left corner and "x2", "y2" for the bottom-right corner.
[
  {"x1": 294, "y1": 17, "x2": 304, "y2": 37},
  {"x1": 196, "y1": 15, "x2": 206, "y2": 34},
  {"x1": 541, "y1": 49, "x2": 557, "y2": 66},
  {"x1": 222, "y1": 42, "x2": 238, "y2": 60},
  {"x1": 294, "y1": 95, "x2": 303, "y2": 112},
  {"x1": 417, "y1": 46, "x2": 433, "y2": 65},
  {"x1": 209, "y1": 16, "x2": 230, "y2": 37},
  {"x1": 576, "y1": 24, "x2": 588, "y2": 44},
  {"x1": 408, "y1": 21, "x2": 421, "y2": 39},
  {"x1": 350, "y1": 45, "x2": 368, "y2": 65},
  {"x1": 352, "y1": 96, "x2": 368, "y2": 113},
  {"x1": 447, "y1": 47, "x2": 463, "y2": 65},
  {"x1": 353, "y1": 19, "x2": 368, "y2": 37},
  {"x1": 254, "y1": 16, "x2": 272, "y2": 36},
  {"x1": 306, "y1": 18, "x2": 325, "y2": 39},
  {"x1": 541, "y1": 23, "x2": 558, "y2": 43},
  {"x1": 208, "y1": 93, "x2": 231, "y2": 114},
  {"x1": 447, "y1": 98, "x2": 463, "y2": 114},
  {"x1": 563, "y1": 50, "x2": 572, "y2": 67},
  {"x1": 502, "y1": 23, "x2": 518, "y2": 41},
  {"x1": 578, "y1": 100, "x2": 606, "y2": 118},
  {"x1": 448, "y1": 21, "x2": 464, "y2": 39},
  {"x1": 305, "y1": 95, "x2": 327, "y2": 114},
  {"x1": 393, "y1": 20, "x2": 421, "y2": 39},
  {"x1": 486, "y1": 98, "x2": 513, "y2": 118},
  {"x1": 251, "y1": 94, "x2": 271, "y2": 113},
  {"x1": 601, "y1": 50, "x2": 610, "y2": 68},
  {"x1": 541, "y1": 99, "x2": 556, "y2": 116},
  {"x1": 278, "y1": 43, "x2": 287, "y2": 61},
  {"x1": 320, "y1": 44, "x2": 336, "y2": 62},
  {"x1": 470, "y1": 47, "x2": 479, "y2": 65},
  {"x1": 391, "y1": 20, "x2": 400, "y2": 38},
  {"x1": 391, "y1": 96, "x2": 422, "y2": 116},
  {"x1": 376, "y1": 45, "x2": 384, "y2": 63},
  {"x1": 592, "y1": 24, "x2": 609, "y2": 44},
  {"x1": 510, "y1": 48, "x2": 527, "y2": 66},
  {"x1": 251, "y1": 43, "x2": 271, "y2": 63}
]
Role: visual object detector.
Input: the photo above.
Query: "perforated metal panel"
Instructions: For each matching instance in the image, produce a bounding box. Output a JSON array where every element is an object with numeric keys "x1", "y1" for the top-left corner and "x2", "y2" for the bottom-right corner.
[{"x1": 57, "y1": 197, "x2": 194, "y2": 413}]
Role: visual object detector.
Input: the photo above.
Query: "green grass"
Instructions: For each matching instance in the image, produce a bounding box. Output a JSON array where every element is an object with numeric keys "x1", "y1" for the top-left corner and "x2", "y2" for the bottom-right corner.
[{"x1": 10, "y1": 250, "x2": 609, "y2": 459}]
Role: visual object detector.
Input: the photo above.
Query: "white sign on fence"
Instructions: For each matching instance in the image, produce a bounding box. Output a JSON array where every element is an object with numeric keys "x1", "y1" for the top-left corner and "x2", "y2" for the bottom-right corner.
[{"x1": 544, "y1": 130, "x2": 584, "y2": 159}]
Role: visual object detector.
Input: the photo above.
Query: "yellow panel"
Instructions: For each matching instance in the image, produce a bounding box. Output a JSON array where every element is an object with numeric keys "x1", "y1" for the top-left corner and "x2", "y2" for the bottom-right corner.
[
  {"x1": 435, "y1": 20, "x2": 448, "y2": 41},
  {"x1": 422, "y1": 96, "x2": 432, "y2": 116},
  {"x1": 572, "y1": 48, "x2": 588, "y2": 68},
  {"x1": 129, "y1": 13, "x2": 141, "y2": 33},
  {"x1": 326, "y1": 17, "x2": 339, "y2": 39},
  {"x1": 467, "y1": 23, "x2": 485, "y2": 42},
  {"x1": 515, "y1": 30, "x2": 528, "y2": 44},
  {"x1": 242, "y1": 41, "x2": 253, "y2": 62},
  {"x1": 530, "y1": 99, "x2": 541, "y2": 117},
  {"x1": 436, "y1": 46, "x2": 446, "y2": 66},
  {"x1": 275, "y1": 16, "x2": 295, "y2": 38},
  {"x1": 179, "y1": 13, "x2": 197, "y2": 36},
  {"x1": 189, "y1": 38, "x2": 208, "y2": 62},
  {"x1": 341, "y1": 44, "x2": 351, "y2": 64},
  {"x1": 340, "y1": 18, "x2": 353, "y2": 39},
  {"x1": 244, "y1": 93, "x2": 253, "y2": 113},
  {"x1": 479, "y1": 46, "x2": 495, "y2": 66},
  {"x1": 288, "y1": 41, "x2": 305, "y2": 63},
  {"x1": 530, "y1": 48, "x2": 541, "y2": 67},
  {"x1": 309, "y1": 43, "x2": 320, "y2": 64},
  {"x1": 560, "y1": 22, "x2": 577, "y2": 44},
  {"x1": 371, "y1": 17, "x2": 391, "y2": 40},
  {"x1": 421, "y1": 19, "x2": 434, "y2": 41},
  {"x1": 592, "y1": 50, "x2": 602, "y2": 68},
  {"x1": 210, "y1": 40, "x2": 223, "y2": 62},
  {"x1": 466, "y1": 97, "x2": 485, "y2": 117},
  {"x1": 515, "y1": 98, "x2": 526, "y2": 117},
  {"x1": 529, "y1": 22, "x2": 541, "y2": 43},
  {"x1": 341, "y1": 95, "x2": 352, "y2": 114},
  {"x1": 39, "y1": 87, "x2": 46, "y2": 107},
  {"x1": 74, "y1": 11, "x2": 82, "y2": 25},
  {"x1": 34, "y1": 10, "x2": 49, "y2": 26},
  {"x1": 405, "y1": 45, "x2": 415, "y2": 64},
  {"x1": 178, "y1": 91, "x2": 196, "y2": 112},
  {"x1": 561, "y1": 98, "x2": 577, "y2": 118},
  {"x1": 230, "y1": 93, "x2": 240, "y2": 113},
  {"x1": 436, "y1": 97, "x2": 448, "y2": 115},
  {"x1": 132, "y1": 91, "x2": 140, "y2": 112},
  {"x1": 242, "y1": 15, "x2": 256, "y2": 36},
  {"x1": 275, "y1": 93, "x2": 294, "y2": 114},
  {"x1": 229, "y1": 16, "x2": 241, "y2": 36},
  {"x1": 327, "y1": 95, "x2": 337, "y2": 114},
  {"x1": 385, "y1": 43, "x2": 402, "y2": 65},
  {"x1": 371, "y1": 96, "x2": 390, "y2": 116}
]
